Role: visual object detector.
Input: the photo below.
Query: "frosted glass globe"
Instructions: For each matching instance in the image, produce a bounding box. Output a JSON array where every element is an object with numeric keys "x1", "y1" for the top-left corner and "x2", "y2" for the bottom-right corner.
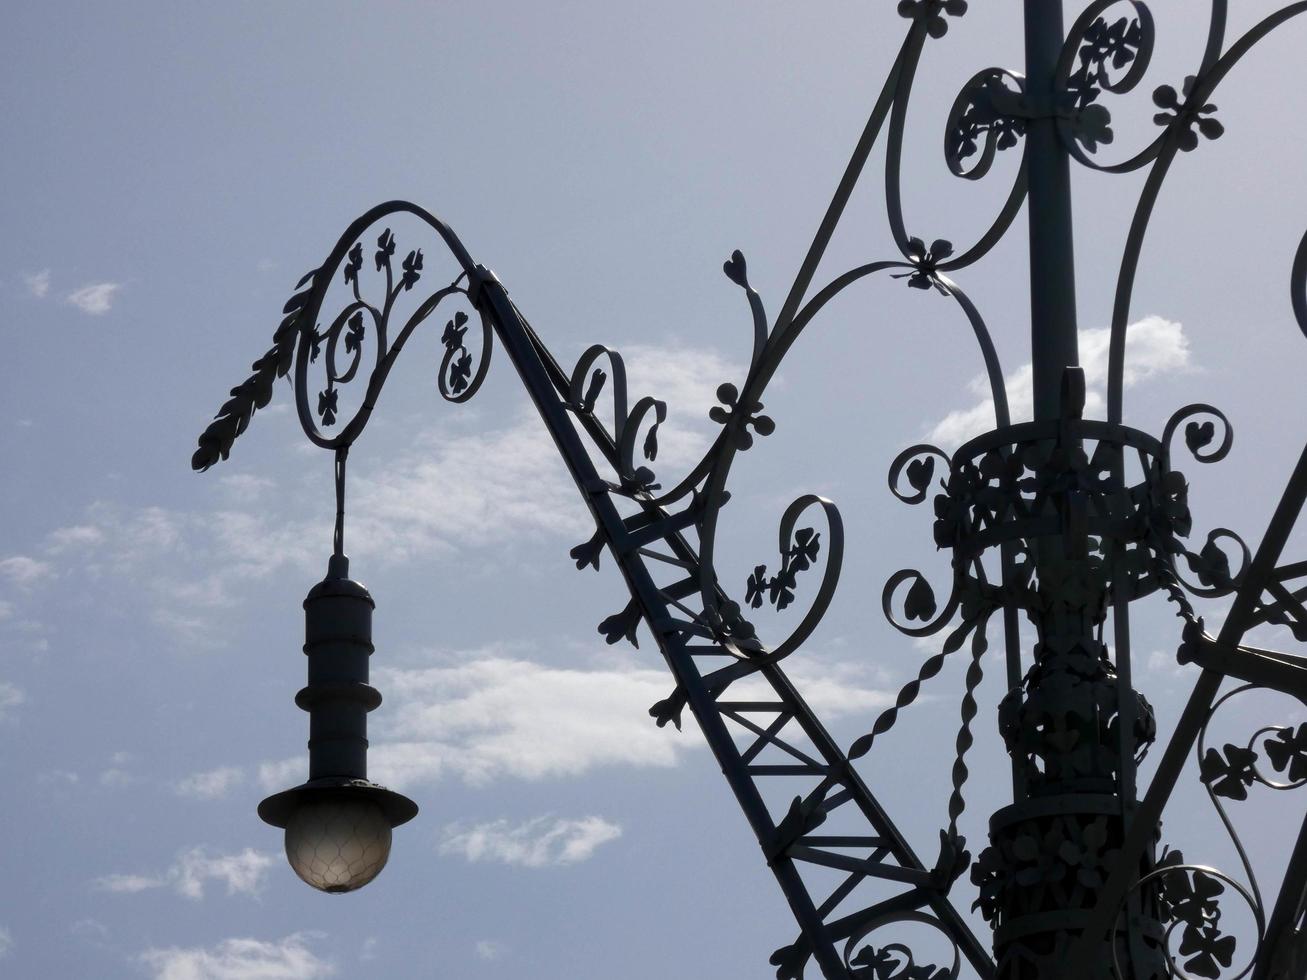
[{"x1": 284, "y1": 797, "x2": 392, "y2": 893}]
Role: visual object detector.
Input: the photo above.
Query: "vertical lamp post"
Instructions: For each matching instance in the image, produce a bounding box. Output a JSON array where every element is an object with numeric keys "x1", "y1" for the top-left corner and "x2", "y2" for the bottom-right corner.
[{"x1": 194, "y1": 3, "x2": 1307, "y2": 977}]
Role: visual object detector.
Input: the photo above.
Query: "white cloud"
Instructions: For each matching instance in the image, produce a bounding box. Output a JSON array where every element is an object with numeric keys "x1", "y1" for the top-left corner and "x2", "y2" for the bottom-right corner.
[
  {"x1": 95, "y1": 847, "x2": 273, "y2": 901},
  {"x1": 440, "y1": 815, "x2": 622, "y2": 868},
  {"x1": 346, "y1": 412, "x2": 590, "y2": 564},
  {"x1": 217, "y1": 473, "x2": 276, "y2": 499},
  {"x1": 66, "y1": 282, "x2": 121, "y2": 315},
  {"x1": 928, "y1": 316, "x2": 1191, "y2": 446},
  {"x1": 1145, "y1": 649, "x2": 1184, "y2": 677},
  {"x1": 100, "y1": 750, "x2": 139, "y2": 788},
  {"x1": 0, "y1": 926, "x2": 11, "y2": 958},
  {"x1": 475, "y1": 940, "x2": 505, "y2": 961},
  {"x1": 172, "y1": 849, "x2": 273, "y2": 900},
  {"x1": 257, "y1": 758, "x2": 302, "y2": 793},
  {"x1": 38, "y1": 769, "x2": 79, "y2": 786},
  {"x1": 45, "y1": 524, "x2": 105, "y2": 552},
  {"x1": 23, "y1": 269, "x2": 51, "y2": 298},
  {"x1": 13, "y1": 342, "x2": 733, "y2": 648},
  {"x1": 0, "y1": 682, "x2": 25, "y2": 721},
  {"x1": 95, "y1": 873, "x2": 163, "y2": 894},
  {"x1": 71, "y1": 918, "x2": 109, "y2": 942},
  {"x1": 139, "y1": 933, "x2": 333, "y2": 980},
  {"x1": 100, "y1": 769, "x2": 135, "y2": 787},
  {"x1": 24, "y1": 502, "x2": 315, "y2": 645},
  {"x1": 174, "y1": 766, "x2": 245, "y2": 800},
  {"x1": 256, "y1": 649, "x2": 892, "y2": 793},
  {"x1": 0, "y1": 555, "x2": 53, "y2": 588},
  {"x1": 353, "y1": 655, "x2": 694, "y2": 789},
  {"x1": 732, "y1": 659, "x2": 895, "y2": 718},
  {"x1": 327, "y1": 344, "x2": 736, "y2": 565}
]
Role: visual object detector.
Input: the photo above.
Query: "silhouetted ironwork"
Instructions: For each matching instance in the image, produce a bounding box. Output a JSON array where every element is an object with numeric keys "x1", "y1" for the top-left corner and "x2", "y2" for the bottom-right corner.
[{"x1": 193, "y1": 2, "x2": 1307, "y2": 977}]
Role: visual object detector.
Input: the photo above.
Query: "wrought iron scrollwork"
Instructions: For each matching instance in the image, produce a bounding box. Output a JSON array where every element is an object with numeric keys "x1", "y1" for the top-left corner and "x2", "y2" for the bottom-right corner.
[
  {"x1": 844, "y1": 912, "x2": 961, "y2": 980},
  {"x1": 946, "y1": 69, "x2": 1026, "y2": 182},
  {"x1": 192, "y1": 3, "x2": 1307, "y2": 979},
  {"x1": 1055, "y1": 1, "x2": 1158, "y2": 171},
  {"x1": 1134, "y1": 857, "x2": 1261, "y2": 980},
  {"x1": 192, "y1": 202, "x2": 491, "y2": 469}
]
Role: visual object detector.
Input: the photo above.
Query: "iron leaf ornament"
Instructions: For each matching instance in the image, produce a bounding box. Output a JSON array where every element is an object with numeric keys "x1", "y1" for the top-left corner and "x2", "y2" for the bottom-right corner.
[{"x1": 191, "y1": 267, "x2": 318, "y2": 471}]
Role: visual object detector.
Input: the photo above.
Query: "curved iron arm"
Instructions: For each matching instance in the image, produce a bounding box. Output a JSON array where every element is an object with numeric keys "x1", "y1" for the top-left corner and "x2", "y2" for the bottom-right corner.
[
  {"x1": 192, "y1": 189, "x2": 999, "y2": 977},
  {"x1": 1104, "y1": 2, "x2": 1307, "y2": 423}
]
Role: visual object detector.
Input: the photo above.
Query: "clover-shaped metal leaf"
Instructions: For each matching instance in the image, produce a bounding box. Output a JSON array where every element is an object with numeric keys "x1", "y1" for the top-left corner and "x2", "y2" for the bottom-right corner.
[
  {"x1": 791, "y1": 528, "x2": 820, "y2": 570},
  {"x1": 708, "y1": 383, "x2": 738, "y2": 425},
  {"x1": 449, "y1": 351, "x2": 474, "y2": 394},
  {"x1": 317, "y1": 387, "x2": 338, "y2": 426},
  {"x1": 896, "y1": 237, "x2": 952, "y2": 293},
  {"x1": 1265, "y1": 724, "x2": 1307, "y2": 782},
  {"x1": 442, "y1": 311, "x2": 469, "y2": 351},
  {"x1": 375, "y1": 228, "x2": 396, "y2": 271},
  {"x1": 709, "y1": 382, "x2": 774, "y2": 450},
  {"x1": 343, "y1": 242, "x2": 363, "y2": 284},
  {"x1": 1199, "y1": 744, "x2": 1258, "y2": 800},
  {"x1": 400, "y1": 248, "x2": 424, "y2": 289},
  {"x1": 1178, "y1": 923, "x2": 1237, "y2": 979},
  {"x1": 1154, "y1": 77, "x2": 1223, "y2": 151},
  {"x1": 745, "y1": 564, "x2": 769, "y2": 609},
  {"x1": 344, "y1": 311, "x2": 365, "y2": 355},
  {"x1": 769, "y1": 571, "x2": 797, "y2": 611},
  {"x1": 1075, "y1": 103, "x2": 1114, "y2": 152},
  {"x1": 1187, "y1": 538, "x2": 1232, "y2": 589},
  {"x1": 897, "y1": 0, "x2": 967, "y2": 38}
]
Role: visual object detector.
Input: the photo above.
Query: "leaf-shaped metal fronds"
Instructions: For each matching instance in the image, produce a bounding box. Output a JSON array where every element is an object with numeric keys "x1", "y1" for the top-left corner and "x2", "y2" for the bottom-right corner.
[
  {"x1": 580, "y1": 369, "x2": 606, "y2": 414},
  {"x1": 569, "y1": 529, "x2": 605, "y2": 571},
  {"x1": 374, "y1": 228, "x2": 395, "y2": 271},
  {"x1": 400, "y1": 249, "x2": 424, "y2": 289},
  {"x1": 598, "y1": 599, "x2": 642, "y2": 648},
  {"x1": 648, "y1": 691, "x2": 686, "y2": 731},
  {"x1": 192, "y1": 267, "x2": 319, "y2": 470}
]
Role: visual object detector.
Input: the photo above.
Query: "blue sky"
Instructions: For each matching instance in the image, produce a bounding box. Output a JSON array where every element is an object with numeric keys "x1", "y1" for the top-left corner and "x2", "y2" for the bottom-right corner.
[{"x1": 3, "y1": 2, "x2": 1307, "y2": 978}]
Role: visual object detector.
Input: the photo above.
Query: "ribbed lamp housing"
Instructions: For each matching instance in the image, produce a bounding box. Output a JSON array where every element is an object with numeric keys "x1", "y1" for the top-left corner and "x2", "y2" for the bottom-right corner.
[{"x1": 258, "y1": 557, "x2": 417, "y2": 892}]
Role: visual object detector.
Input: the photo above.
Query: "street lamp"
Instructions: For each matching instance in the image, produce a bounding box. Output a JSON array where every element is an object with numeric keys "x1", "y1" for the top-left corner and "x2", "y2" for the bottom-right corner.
[
  {"x1": 193, "y1": 2, "x2": 1307, "y2": 977},
  {"x1": 255, "y1": 553, "x2": 417, "y2": 893}
]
